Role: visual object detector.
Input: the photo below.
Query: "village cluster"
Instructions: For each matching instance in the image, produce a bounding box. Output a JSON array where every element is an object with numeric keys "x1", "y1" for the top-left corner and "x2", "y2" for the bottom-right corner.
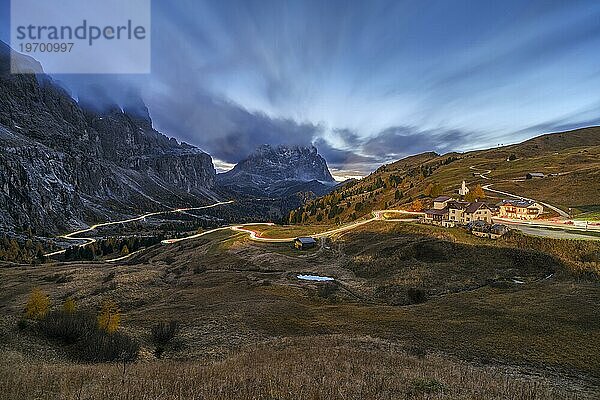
[
  {"x1": 292, "y1": 180, "x2": 547, "y2": 250},
  {"x1": 422, "y1": 181, "x2": 544, "y2": 239}
]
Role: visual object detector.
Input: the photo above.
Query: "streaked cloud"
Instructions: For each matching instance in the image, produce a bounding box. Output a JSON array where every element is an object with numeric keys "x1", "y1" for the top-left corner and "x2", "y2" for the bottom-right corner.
[{"x1": 2, "y1": 0, "x2": 599, "y2": 176}]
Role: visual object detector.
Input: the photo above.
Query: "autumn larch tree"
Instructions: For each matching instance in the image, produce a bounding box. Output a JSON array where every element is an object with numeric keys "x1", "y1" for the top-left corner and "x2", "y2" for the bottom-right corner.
[
  {"x1": 24, "y1": 288, "x2": 50, "y2": 320},
  {"x1": 97, "y1": 299, "x2": 121, "y2": 334}
]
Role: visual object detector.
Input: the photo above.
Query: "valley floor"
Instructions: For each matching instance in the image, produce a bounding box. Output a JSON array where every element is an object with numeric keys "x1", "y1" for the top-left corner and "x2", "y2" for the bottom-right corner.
[{"x1": 1, "y1": 221, "x2": 599, "y2": 399}]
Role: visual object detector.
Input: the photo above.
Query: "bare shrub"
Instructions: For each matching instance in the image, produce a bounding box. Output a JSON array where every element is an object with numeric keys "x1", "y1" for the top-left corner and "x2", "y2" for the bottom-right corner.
[
  {"x1": 317, "y1": 282, "x2": 337, "y2": 299},
  {"x1": 193, "y1": 265, "x2": 206, "y2": 274},
  {"x1": 77, "y1": 330, "x2": 139, "y2": 362},
  {"x1": 151, "y1": 321, "x2": 180, "y2": 345},
  {"x1": 406, "y1": 345, "x2": 427, "y2": 359},
  {"x1": 37, "y1": 309, "x2": 139, "y2": 362},
  {"x1": 103, "y1": 271, "x2": 116, "y2": 283},
  {"x1": 17, "y1": 319, "x2": 28, "y2": 330},
  {"x1": 407, "y1": 287, "x2": 427, "y2": 304},
  {"x1": 151, "y1": 321, "x2": 180, "y2": 358},
  {"x1": 38, "y1": 310, "x2": 96, "y2": 344}
]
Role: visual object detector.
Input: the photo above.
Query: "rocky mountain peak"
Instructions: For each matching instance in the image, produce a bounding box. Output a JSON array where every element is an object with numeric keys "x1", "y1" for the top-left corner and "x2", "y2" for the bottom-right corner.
[
  {"x1": 216, "y1": 144, "x2": 337, "y2": 198},
  {"x1": 226, "y1": 144, "x2": 335, "y2": 183},
  {"x1": 122, "y1": 94, "x2": 153, "y2": 130},
  {"x1": 252, "y1": 144, "x2": 318, "y2": 158}
]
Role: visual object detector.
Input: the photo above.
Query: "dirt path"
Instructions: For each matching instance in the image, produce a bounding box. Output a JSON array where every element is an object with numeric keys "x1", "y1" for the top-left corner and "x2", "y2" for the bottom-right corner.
[{"x1": 469, "y1": 165, "x2": 491, "y2": 180}]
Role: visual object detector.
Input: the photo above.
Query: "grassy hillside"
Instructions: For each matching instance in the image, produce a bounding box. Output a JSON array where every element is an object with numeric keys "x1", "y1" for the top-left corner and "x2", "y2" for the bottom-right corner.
[
  {"x1": 1, "y1": 221, "x2": 599, "y2": 398},
  {"x1": 290, "y1": 126, "x2": 600, "y2": 224}
]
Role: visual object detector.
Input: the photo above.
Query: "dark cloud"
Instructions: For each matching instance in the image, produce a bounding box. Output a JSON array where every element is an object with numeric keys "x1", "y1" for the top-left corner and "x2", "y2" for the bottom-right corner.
[
  {"x1": 311, "y1": 128, "x2": 373, "y2": 168},
  {"x1": 58, "y1": 74, "x2": 323, "y2": 164},
  {"x1": 512, "y1": 117, "x2": 600, "y2": 139},
  {"x1": 151, "y1": 90, "x2": 321, "y2": 163},
  {"x1": 362, "y1": 126, "x2": 471, "y2": 161},
  {"x1": 331, "y1": 128, "x2": 363, "y2": 148},
  {"x1": 312, "y1": 126, "x2": 473, "y2": 176},
  {"x1": 77, "y1": 84, "x2": 126, "y2": 114}
]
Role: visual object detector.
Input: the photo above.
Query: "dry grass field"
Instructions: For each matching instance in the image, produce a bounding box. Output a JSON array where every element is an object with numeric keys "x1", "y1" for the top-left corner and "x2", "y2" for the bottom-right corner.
[
  {"x1": 1, "y1": 222, "x2": 599, "y2": 398},
  {"x1": 0, "y1": 336, "x2": 581, "y2": 400}
]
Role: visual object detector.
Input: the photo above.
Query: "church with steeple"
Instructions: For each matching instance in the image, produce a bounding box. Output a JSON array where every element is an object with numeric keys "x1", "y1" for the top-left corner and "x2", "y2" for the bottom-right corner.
[{"x1": 458, "y1": 180, "x2": 469, "y2": 199}]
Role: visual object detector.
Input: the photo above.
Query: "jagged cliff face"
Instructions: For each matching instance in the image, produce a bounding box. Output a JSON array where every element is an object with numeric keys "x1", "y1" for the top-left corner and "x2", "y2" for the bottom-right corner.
[
  {"x1": 0, "y1": 43, "x2": 217, "y2": 235},
  {"x1": 238, "y1": 145, "x2": 334, "y2": 183},
  {"x1": 217, "y1": 144, "x2": 336, "y2": 197}
]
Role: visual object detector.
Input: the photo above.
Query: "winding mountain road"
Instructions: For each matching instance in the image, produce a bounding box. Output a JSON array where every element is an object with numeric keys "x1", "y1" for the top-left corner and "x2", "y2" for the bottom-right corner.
[
  {"x1": 46, "y1": 199, "x2": 424, "y2": 259},
  {"x1": 46, "y1": 162, "x2": 599, "y2": 261},
  {"x1": 481, "y1": 183, "x2": 570, "y2": 219},
  {"x1": 470, "y1": 165, "x2": 570, "y2": 217},
  {"x1": 45, "y1": 201, "x2": 234, "y2": 257},
  {"x1": 163, "y1": 209, "x2": 423, "y2": 245},
  {"x1": 469, "y1": 165, "x2": 491, "y2": 180}
]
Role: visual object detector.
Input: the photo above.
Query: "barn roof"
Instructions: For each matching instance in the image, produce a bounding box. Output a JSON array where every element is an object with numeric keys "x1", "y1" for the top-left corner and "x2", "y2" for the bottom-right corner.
[
  {"x1": 447, "y1": 200, "x2": 470, "y2": 210},
  {"x1": 295, "y1": 237, "x2": 316, "y2": 244}
]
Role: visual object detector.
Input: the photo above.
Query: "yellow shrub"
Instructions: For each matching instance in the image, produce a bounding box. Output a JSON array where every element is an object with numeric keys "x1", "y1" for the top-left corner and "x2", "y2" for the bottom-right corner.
[
  {"x1": 63, "y1": 297, "x2": 76, "y2": 314},
  {"x1": 24, "y1": 288, "x2": 50, "y2": 320},
  {"x1": 411, "y1": 199, "x2": 424, "y2": 212},
  {"x1": 97, "y1": 299, "x2": 121, "y2": 334}
]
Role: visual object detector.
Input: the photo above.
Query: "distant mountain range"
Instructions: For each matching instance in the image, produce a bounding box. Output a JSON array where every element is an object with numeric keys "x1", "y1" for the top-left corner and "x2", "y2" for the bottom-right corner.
[
  {"x1": 217, "y1": 144, "x2": 338, "y2": 198},
  {"x1": 0, "y1": 43, "x2": 339, "y2": 235}
]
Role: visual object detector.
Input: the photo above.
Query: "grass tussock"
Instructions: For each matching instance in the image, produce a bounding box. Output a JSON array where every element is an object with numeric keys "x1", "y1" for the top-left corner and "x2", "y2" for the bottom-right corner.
[{"x1": 0, "y1": 336, "x2": 583, "y2": 400}]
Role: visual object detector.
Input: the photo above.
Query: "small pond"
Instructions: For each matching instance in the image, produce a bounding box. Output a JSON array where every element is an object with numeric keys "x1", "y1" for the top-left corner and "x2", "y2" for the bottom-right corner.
[{"x1": 297, "y1": 274, "x2": 334, "y2": 282}]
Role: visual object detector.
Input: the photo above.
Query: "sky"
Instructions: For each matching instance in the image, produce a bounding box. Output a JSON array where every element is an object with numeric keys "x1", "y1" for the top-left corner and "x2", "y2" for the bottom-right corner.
[{"x1": 2, "y1": 0, "x2": 600, "y2": 179}]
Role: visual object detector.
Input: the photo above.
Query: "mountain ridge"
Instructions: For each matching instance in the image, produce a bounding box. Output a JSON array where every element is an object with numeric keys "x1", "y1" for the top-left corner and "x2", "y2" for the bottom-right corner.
[{"x1": 0, "y1": 42, "x2": 218, "y2": 235}]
